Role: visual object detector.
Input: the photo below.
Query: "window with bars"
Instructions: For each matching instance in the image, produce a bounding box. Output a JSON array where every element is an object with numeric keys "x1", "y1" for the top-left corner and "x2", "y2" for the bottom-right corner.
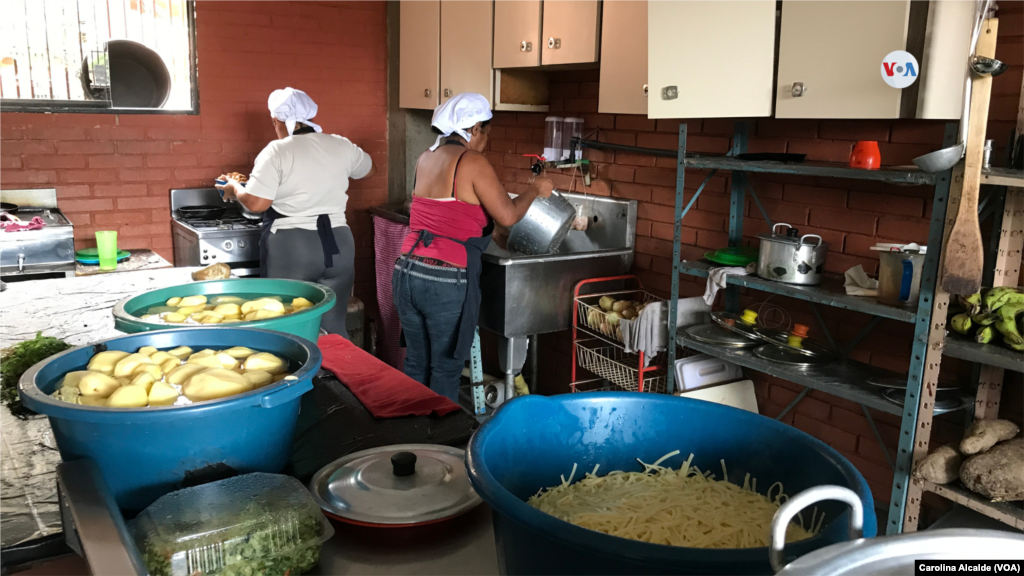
[{"x1": 1, "y1": 0, "x2": 197, "y2": 113}]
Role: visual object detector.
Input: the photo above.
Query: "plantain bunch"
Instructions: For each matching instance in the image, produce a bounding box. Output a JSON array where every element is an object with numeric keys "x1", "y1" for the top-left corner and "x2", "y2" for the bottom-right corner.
[{"x1": 949, "y1": 288, "x2": 1024, "y2": 351}]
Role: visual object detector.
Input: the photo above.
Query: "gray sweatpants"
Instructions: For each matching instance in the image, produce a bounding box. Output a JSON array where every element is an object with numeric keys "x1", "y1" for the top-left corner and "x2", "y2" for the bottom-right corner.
[{"x1": 264, "y1": 226, "x2": 354, "y2": 337}]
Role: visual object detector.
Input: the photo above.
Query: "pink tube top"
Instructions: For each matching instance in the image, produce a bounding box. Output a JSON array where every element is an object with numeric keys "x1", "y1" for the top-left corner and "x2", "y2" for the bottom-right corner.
[{"x1": 400, "y1": 196, "x2": 489, "y2": 268}]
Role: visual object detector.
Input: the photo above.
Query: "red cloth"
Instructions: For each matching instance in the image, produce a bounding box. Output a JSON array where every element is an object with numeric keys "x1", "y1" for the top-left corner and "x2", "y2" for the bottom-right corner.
[
  {"x1": 0, "y1": 215, "x2": 45, "y2": 232},
  {"x1": 373, "y1": 215, "x2": 409, "y2": 371},
  {"x1": 400, "y1": 196, "x2": 488, "y2": 267},
  {"x1": 317, "y1": 334, "x2": 462, "y2": 418}
]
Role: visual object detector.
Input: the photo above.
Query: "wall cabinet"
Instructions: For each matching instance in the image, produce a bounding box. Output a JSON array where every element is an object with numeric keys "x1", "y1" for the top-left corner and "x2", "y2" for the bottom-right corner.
[
  {"x1": 598, "y1": 0, "x2": 647, "y2": 115},
  {"x1": 648, "y1": 1, "x2": 776, "y2": 119},
  {"x1": 399, "y1": 0, "x2": 493, "y2": 110},
  {"x1": 492, "y1": 0, "x2": 601, "y2": 69}
]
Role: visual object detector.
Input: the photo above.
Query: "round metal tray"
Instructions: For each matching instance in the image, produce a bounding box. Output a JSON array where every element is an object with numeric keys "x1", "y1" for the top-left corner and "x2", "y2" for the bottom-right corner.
[
  {"x1": 865, "y1": 376, "x2": 962, "y2": 392},
  {"x1": 753, "y1": 344, "x2": 832, "y2": 366},
  {"x1": 882, "y1": 389, "x2": 965, "y2": 412},
  {"x1": 755, "y1": 327, "x2": 835, "y2": 359},
  {"x1": 710, "y1": 311, "x2": 763, "y2": 342},
  {"x1": 685, "y1": 323, "x2": 761, "y2": 348}
]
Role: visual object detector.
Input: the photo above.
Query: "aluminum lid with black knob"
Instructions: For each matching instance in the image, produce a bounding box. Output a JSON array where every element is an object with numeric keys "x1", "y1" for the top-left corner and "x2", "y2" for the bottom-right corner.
[{"x1": 309, "y1": 444, "x2": 481, "y2": 527}]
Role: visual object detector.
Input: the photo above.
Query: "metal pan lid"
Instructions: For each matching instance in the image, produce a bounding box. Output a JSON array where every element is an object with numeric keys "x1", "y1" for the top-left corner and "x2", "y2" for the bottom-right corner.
[
  {"x1": 753, "y1": 344, "x2": 832, "y2": 366},
  {"x1": 309, "y1": 444, "x2": 481, "y2": 527},
  {"x1": 710, "y1": 311, "x2": 764, "y2": 342},
  {"x1": 754, "y1": 327, "x2": 836, "y2": 359},
  {"x1": 865, "y1": 376, "x2": 961, "y2": 391},
  {"x1": 685, "y1": 323, "x2": 761, "y2": 348}
]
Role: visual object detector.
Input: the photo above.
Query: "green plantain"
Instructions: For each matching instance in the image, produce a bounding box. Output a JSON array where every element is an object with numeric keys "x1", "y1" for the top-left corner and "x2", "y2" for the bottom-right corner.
[
  {"x1": 982, "y1": 287, "x2": 1024, "y2": 313},
  {"x1": 958, "y1": 293, "x2": 983, "y2": 316},
  {"x1": 975, "y1": 325, "x2": 995, "y2": 344},
  {"x1": 993, "y1": 302, "x2": 1024, "y2": 351},
  {"x1": 951, "y1": 313, "x2": 973, "y2": 335},
  {"x1": 972, "y1": 312, "x2": 999, "y2": 326}
]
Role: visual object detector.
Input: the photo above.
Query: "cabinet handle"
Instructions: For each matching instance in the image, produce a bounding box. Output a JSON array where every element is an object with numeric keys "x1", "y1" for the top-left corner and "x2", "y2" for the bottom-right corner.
[
  {"x1": 643, "y1": 84, "x2": 648, "y2": 97},
  {"x1": 662, "y1": 85, "x2": 678, "y2": 100},
  {"x1": 520, "y1": 41, "x2": 532, "y2": 52},
  {"x1": 443, "y1": 88, "x2": 452, "y2": 98},
  {"x1": 791, "y1": 82, "x2": 807, "y2": 97},
  {"x1": 547, "y1": 37, "x2": 561, "y2": 49},
  {"x1": 424, "y1": 88, "x2": 431, "y2": 98}
]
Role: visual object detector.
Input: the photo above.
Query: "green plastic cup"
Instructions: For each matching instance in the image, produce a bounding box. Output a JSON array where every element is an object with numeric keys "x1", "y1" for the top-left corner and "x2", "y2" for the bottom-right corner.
[{"x1": 95, "y1": 231, "x2": 118, "y2": 270}]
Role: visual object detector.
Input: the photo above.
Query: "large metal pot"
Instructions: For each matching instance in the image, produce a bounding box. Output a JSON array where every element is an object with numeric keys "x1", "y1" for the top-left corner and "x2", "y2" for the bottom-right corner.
[
  {"x1": 756, "y1": 223, "x2": 829, "y2": 285},
  {"x1": 771, "y1": 485, "x2": 1024, "y2": 575},
  {"x1": 507, "y1": 190, "x2": 576, "y2": 255}
]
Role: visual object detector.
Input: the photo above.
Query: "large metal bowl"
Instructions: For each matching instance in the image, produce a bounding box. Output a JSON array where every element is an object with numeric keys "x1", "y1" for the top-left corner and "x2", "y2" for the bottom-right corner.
[{"x1": 507, "y1": 191, "x2": 576, "y2": 255}]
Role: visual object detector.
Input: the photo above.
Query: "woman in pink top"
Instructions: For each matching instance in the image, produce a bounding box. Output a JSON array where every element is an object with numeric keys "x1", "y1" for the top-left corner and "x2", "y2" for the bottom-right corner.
[{"x1": 393, "y1": 93, "x2": 553, "y2": 402}]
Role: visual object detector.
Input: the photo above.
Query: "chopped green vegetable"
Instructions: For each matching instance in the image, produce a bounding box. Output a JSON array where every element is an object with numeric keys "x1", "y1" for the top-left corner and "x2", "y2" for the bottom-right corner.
[{"x1": 1, "y1": 332, "x2": 71, "y2": 418}]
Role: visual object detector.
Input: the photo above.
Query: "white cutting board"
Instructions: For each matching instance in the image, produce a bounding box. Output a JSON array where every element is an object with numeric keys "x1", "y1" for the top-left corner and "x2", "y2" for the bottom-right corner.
[{"x1": 677, "y1": 380, "x2": 758, "y2": 413}]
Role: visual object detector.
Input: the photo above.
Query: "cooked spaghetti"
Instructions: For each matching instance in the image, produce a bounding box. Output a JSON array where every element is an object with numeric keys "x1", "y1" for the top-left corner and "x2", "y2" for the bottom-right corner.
[{"x1": 526, "y1": 451, "x2": 820, "y2": 549}]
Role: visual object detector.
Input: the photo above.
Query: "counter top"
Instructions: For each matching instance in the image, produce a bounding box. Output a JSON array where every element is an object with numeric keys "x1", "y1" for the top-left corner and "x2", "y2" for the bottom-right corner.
[{"x1": 75, "y1": 249, "x2": 172, "y2": 276}]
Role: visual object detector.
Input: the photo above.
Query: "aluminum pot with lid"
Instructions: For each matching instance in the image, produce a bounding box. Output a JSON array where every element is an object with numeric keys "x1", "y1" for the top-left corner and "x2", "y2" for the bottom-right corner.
[
  {"x1": 507, "y1": 190, "x2": 576, "y2": 255},
  {"x1": 756, "y1": 223, "x2": 829, "y2": 285},
  {"x1": 771, "y1": 485, "x2": 1024, "y2": 575}
]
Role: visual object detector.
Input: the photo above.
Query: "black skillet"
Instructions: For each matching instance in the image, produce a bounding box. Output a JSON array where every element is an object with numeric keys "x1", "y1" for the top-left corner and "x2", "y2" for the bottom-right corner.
[
  {"x1": 1, "y1": 202, "x2": 18, "y2": 212},
  {"x1": 178, "y1": 205, "x2": 226, "y2": 219}
]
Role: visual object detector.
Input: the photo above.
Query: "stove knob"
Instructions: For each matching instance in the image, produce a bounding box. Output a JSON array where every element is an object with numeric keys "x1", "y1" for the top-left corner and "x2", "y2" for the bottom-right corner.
[
  {"x1": 202, "y1": 255, "x2": 209, "y2": 261},
  {"x1": 222, "y1": 240, "x2": 234, "y2": 251},
  {"x1": 202, "y1": 249, "x2": 208, "y2": 253},
  {"x1": 238, "y1": 240, "x2": 248, "y2": 249}
]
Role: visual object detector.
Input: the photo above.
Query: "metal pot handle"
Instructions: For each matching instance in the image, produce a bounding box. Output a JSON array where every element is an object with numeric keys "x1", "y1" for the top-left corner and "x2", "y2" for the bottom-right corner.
[
  {"x1": 769, "y1": 485, "x2": 864, "y2": 573},
  {"x1": 772, "y1": 222, "x2": 793, "y2": 235},
  {"x1": 799, "y1": 234, "x2": 823, "y2": 249}
]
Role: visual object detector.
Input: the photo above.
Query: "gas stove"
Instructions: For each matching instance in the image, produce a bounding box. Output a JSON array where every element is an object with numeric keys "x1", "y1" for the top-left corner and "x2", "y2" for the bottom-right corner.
[
  {"x1": 170, "y1": 188, "x2": 261, "y2": 276},
  {"x1": 0, "y1": 189, "x2": 76, "y2": 281}
]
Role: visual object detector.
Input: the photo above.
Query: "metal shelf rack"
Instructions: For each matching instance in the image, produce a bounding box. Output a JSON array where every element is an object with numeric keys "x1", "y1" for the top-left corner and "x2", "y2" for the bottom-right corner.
[{"x1": 943, "y1": 335, "x2": 1024, "y2": 374}]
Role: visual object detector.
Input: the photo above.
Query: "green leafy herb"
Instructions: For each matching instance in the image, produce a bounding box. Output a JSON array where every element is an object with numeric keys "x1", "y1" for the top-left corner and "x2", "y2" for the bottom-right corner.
[{"x1": 1, "y1": 332, "x2": 72, "y2": 418}]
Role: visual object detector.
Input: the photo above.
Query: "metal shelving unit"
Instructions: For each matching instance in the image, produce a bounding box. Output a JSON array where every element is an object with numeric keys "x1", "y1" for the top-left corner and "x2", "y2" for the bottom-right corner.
[{"x1": 943, "y1": 336, "x2": 1024, "y2": 374}]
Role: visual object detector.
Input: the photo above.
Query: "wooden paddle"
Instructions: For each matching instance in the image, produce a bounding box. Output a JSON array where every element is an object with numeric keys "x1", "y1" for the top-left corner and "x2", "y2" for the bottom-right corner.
[{"x1": 941, "y1": 18, "x2": 999, "y2": 295}]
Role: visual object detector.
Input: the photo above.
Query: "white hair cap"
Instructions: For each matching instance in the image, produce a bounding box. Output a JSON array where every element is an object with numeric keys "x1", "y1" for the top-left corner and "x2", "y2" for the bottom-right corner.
[
  {"x1": 429, "y1": 93, "x2": 493, "y2": 151},
  {"x1": 268, "y1": 87, "x2": 322, "y2": 136}
]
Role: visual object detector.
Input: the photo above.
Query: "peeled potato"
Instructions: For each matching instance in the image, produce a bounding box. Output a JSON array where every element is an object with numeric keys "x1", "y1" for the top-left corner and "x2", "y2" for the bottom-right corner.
[
  {"x1": 149, "y1": 351, "x2": 175, "y2": 365},
  {"x1": 188, "y1": 354, "x2": 225, "y2": 369},
  {"x1": 60, "y1": 371, "x2": 93, "y2": 388},
  {"x1": 137, "y1": 346, "x2": 158, "y2": 357},
  {"x1": 79, "y1": 372, "x2": 121, "y2": 397},
  {"x1": 241, "y1": 298, "x2": 285, "y2": 315},
  {"x1": 183, "y1": 369, "x2": 252, "y2": 402},
  {"x1": 255, "y1": 309, "x2": 285, "y2": 320},
  {"x1": 115, "y1": 377, "x2": 132, "y2": 386},
  {"x1": 243, "y1": 311, "x2": 258, "y2": 322},
  {"x1": 167, "y1": 363, "x2": 208, "y2": 385},
  {"x1": 166, "y1": 297, "x2": 182, "y2": 306},
  {"x1": 242, "y1": 370, "x2": 273, "y2": 388},
  {"x1": 167, "y1": 346, "x2": 193, "y2": 359},
  {"x1": 161, "y1": 358, "x2": 181, "y2": 373},
  {"x1": 215, "y1": 352, "x2": 240, "y2": 369},
  {"x1": 189, "y1": 349, "x2": 216, "y2": 360},
  {"x1": 223, "y1": 346, "x2": 256, "y2": 359},
  {"x1": 178, "y1": 295, "x2": 207, "y2": 307},
  {"x1": 175, "y1": 305, "x2": 205, "y2": 316},
  {"x1": 87, "y1": 351, "x2": 131, "y2": 375},
  {"x1": 130, "y1": 371, "x2": 157, "y2": 392},
  {"x1": 163, "y1": 313, "x2": 187, "y2": 323},
  {"x1": 210, "y1": 295, "x2": 245, "y2": 305},
  {"x1": 291, "y1": 297, "x2": 314, "y2": 309},
  {"x1": 107, "y1": 385, "x2": 149, "y2": 408},
  {"x1": 114, "y1": 353, "x2": 154, "y2": 378},
  {"x1": 199, "y1": 315, "x2": 223, "y2": 324},
  {"x1": 213, "y1": 303, "x2": 241, "y2": 316},
  {"x1": 272, "y1": 372, "x2": 295, "y2": 383},
  {"x1": 148, "y1": 381, "x2": 180, "y2": 406},
  {"x1": 244, "y1": 352, "x2": 286, "y2": 374},
  {"x1": 79, "y1": 395, "x2": 108, "y2": 407}
]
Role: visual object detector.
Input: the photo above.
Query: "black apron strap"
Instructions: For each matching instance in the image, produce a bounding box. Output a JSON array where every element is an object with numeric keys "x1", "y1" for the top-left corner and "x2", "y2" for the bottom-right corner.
[{"x1": 259, "y1": 206, "x2": 284, "y2": 278}]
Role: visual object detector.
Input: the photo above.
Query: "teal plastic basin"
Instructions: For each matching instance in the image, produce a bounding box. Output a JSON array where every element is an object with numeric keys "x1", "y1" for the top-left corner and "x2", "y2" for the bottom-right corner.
[{"x1": 113, "y1": 278, "x2": 335, "y2": 341}]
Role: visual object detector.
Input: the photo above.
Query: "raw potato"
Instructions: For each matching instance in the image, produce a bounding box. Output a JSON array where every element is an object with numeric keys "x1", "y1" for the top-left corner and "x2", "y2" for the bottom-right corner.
[
  {"x1": 79, "y1": 395, "x2": 108, "y2": 407},
  {"x1": 60, "y1": 371, "x2": 92, "y2": 388},
  {"x1": 599, "y1": 296, "x2": 616, "y2": 311},
  {"x1": 183, "y1": 369, "x2": 252, "y2": 402},
  {"x1": 166, "y1": 297, "x2": 182, "y2": 306},
  {"x1": 149, "y1": 351, "x2": 175, "y2": 365},
  {"x1": 137, "y1": 346, "x2": 157, "y2": 357},
  {"x1": 161, "y1": 358, "x2": 181, "y2": 373},
  {"x1": 244, "y1": 352, "x2": 286, "y2": 374},
  {"x1": 214, "y1": 303, "x2": 241, "y2": 316},
  {"x1": 913, "y1": 445, "x2": 962, "y2": 484},
  {"x1": 167, "y1": 363, "x2": 207, "y2": 385},
  {"x1": 130, "y1": 371, "x2": 158, "y2": 392},
  {"x1": 251, "y1": 309, "x2": 284, "y2": 321},
  {"x1": 107, "y1": 385, "x2": 149, "y2": 408},
  {"x1": 164, "y1": 313, "x2": 187, "y2": 323},
  {"x1": 223, "y1": 346, "x2": 255, "y2": 359},
  {"x1": 210, "y1": 295, "x2": 245, "y2": 305},
  {"x1": 79, "y1": 372, "x2": 121, "y2": 397},
  {"x1": 291, "y1": 297, "x2": 314, "y2": 309},
  {"x1": 612, "y1": 301, "x2": 631, "y2": 313},
  {"x1": 115, "y1": 377, "x2": 132, "y2": 386},
  {"x1": 189, "y1": 349, "x2": 216, "y2": 360},
  {"x1": 175, "y1": 305, "x2": 205, "y2": 317},
  {"x1": 215, "y1": 352, "x2": 240, "y2": 370},
  {"x1": 178, "y1": 295, "x2": 208, "y2": 307},
  {"x1": 167, "y1": 346, "x2": 193, "y2": 359},
  {"x1": 959, "y1": 438, "x2": 1024, "y2": 501},
  {"x1": 113, "y1": 353, "x2": 154, "y2": 377},
  {"x1": 242, "y1": 370, "x2": 273, "y2": 388},
  {"x1": 188, "y1": 354, "x2": 224, "y2": 369},
  {"x1": 87, "y1": 351, "x2": 131, "y2": 375},
  {"x1": 148, "y1": 382, "x2": 180, "y2": 406},
  {"x1": 960, "y1": 419, "x2": 1020, "y2": 455},
  {"x1": 199, "y1": 315, "x2": 223, "y2": 325},
  {"x1": 191, "y1": 262, "x2": 231, "y2": 281}
]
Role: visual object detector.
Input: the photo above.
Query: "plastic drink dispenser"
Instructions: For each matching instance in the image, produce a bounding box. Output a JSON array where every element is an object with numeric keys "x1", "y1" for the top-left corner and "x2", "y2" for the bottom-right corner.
[
  {"x1": 544, "y1": 116, "x2": 563, "y2": 161},
  {"x1": 563, "y1": 117, "x2": 583, "y2": 160}
]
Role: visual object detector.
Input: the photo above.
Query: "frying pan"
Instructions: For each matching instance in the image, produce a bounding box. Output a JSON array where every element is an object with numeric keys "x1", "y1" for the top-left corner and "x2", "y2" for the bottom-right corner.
[
  {"x1": 178, "y1": 205, "x2": 226, "y2": 219},
  {"x1": 1, "y1": 202, "x2": 18, "y2": 212}
]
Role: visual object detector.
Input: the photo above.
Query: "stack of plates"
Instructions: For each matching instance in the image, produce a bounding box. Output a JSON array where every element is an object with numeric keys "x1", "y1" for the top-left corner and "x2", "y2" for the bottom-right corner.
[{"x1": 75, "y1": 248, "x2": 130, "y2": 264}]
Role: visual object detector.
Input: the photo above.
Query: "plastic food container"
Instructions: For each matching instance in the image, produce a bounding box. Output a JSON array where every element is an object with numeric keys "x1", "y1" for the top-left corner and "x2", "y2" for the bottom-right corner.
[
  {"x1": 466, "y1": 393, "x2": 876, "y2": 575},
  {"x1": 19, "y1": 328, "x2": 322, "y2": 512},
  {"x1": 544, "y1": 116, "x2": 564, "y2": 161},
  {"x1": 133, "y1": 473, "x2": 334, "y2": 576},
  {"x1": 113, "y1": 278, "x2": 336, "y2": 341},
  {"x1": 563, "y1": 117, "x2": 583, "y2": 161}
]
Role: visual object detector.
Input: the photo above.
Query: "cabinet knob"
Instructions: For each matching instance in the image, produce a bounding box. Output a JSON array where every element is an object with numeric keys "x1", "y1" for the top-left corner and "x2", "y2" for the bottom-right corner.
[
  {"x1": 520, "y1": 41, "x2": 532, "y2": 52},
  {"x1": 547, "y1": 37, "x2": 561, "y2": 49},
  {"x1": 661, "y1": 85, "x2": 678, "y2": 100},
  {"x1": 443, "y1": 88, "x2": 452, "y2": 98},
  {"x1": 424, "y1": 88, "x2": 431, "y2": 98},
  {"x1": 791, "y1": 82, "x2": 807, "y2": 97},
  {"x1": 643, "y1": 84, "x2": 648, "y2": 97}
]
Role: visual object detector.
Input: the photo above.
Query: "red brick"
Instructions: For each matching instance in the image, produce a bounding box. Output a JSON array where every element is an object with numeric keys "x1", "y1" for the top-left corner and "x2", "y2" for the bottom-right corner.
[
  {"x1": 615, "y1": 151, "x2": 657, "y2": 167},
  {"x1": 22, "y1": 155, "x2": 85, "y2": 169},
  {"x1": 809, "y1": 208, "x2": 877, "y2": 235},
  {"x1": 754, "y1": 199, "x2": 810, "y2": 226},
  {"x1": 116, "y1": 197, "x2": 170, "y2": 210},
  {"x1": 787, "y1": 140, "x2": 854, "y2": 163},
  {"x1": 23, "y1": 127, "x2": 87, "y2": 140},
  {"x1": 697, "y1": 193, "x2": 731, "y2": 215},
  {"x1": 2, "y1": 140, "x2": 56, "y2": 154},
  {"x1": 756, "y1": 119, "x2": 817, "y2": 139},
  {"x1": 61, "y1": 199, "x2": 114, "y2": 212},
  {"x1": 86, "y1": 126, "x2": 148, "y2": 141},
  {"x1": 615, "y1": 115, "x2": 656, "y2": 132},
  {"x1": 62, "y1": 212, "x2": 90, "y2": 225},
  {"x1": 599, "y1": 131, "x2": 636, "y2": 146},
  {"x1": 878, "y1": 142, "x2": 937, "y2": 167},
  {"x1": 56, "y1": 140, "x2": 115, "y2": 155},
  {"x1": 634, "y1": 219, "x2": 652, "y2": 237},
  {"x1": 876, "y1": 216, "x2": 931, "y2": 244},
  {"x1": 638, "y1": 202, "x2": 675, "y2": 224},
  {"x1": 843, "y1": 234, "x2": 882, "y2": 258},
  {"x1": 119, "y1": 222, "x2": 171, "y2": 238},
  {"x1": 634, "y1": 168, "x2": 675, "y2": 188},
  {"x1": 890, "y1": 122, "x2": 948, "y2": 145},
  {"x1": 844, "y1": 453, "x2": 894, "y2": 487},
  {"x1": 56, "y1": 185, "x2": 91, "y2": 199},
  {"x1": 146, "y1": 155, "x2": 199, "y2": 168},
  {"x1": 651, "y1": 186, "x2": 676, "y2": 206},
  {"x1": 119, "y1": 169, "x2": 173, "y2": 182},
  {"x1": 61, "y1": 169, "x2": 119, "y2": 184},
  {"x1": 695, "y1": 229, "x2": 728, "y2": 249},
  {"x1": 116, "y1": 141, "x2": 171, "y2": 155},
  {"x1": 848, "y1": 191, "x2": 925, "y2": 217},
  {"x1": 93, "y1": 184, "x2": 150, "y2": 197},
  {"x1": 818, "y1": 120, "x2": 890, "y2": 142},
  {"x1": 612, "y1": 182, "x2": 652, "y2": 202},
  {"x1": 0, "y1": 170, "x2": 57, "y2": 185},
  {"x1": 94, "y1": 210, "x2": 152, "y2": 226},
  {"x1": 782, "y1": 184, "x2": 848, "y2": 208},
  {"x1": 746, "y1": 139, "x2": 788, "y2": 154},
  {"x1": 796, "y1": 396, "x2": 832, "y2": 421},
  {"x1": 602, "y1": 164, "x2": 635, "y2": 183}
]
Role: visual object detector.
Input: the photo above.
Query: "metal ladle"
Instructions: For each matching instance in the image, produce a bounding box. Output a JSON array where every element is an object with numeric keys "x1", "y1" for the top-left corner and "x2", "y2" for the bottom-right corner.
[
  {"x1": 970, "y1": 55, "x2": 1008, "y2": 77},
  {"x1": 913, "y1": 0, "x2": 990, "y2": 173}
]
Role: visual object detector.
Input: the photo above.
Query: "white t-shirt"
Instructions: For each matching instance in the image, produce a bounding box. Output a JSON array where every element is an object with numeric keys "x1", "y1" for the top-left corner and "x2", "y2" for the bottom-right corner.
[{"x1": 245, "y1": 132, "x2": 373, "y2": 232}]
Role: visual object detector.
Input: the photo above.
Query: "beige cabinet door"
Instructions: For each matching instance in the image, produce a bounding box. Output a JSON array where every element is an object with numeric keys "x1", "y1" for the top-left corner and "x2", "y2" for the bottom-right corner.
[
  {"x1": 599, "y1": 0, "x2": 647, "y2": 115},
  {"x1": 541, "y1": 0, "x2": 601, "y2": 66},
  {"x1": 399, "y1": 1, "x2": 440, "y2": 110},
  {"x1": 494, "y1": 1, "x2": 542, "y2": 69},
  {"x1": 648, "y1": 1, "x2": 775, "y2": 119},
  {"x1": 776, "y1": 1, "x2": 911, "y2": 119},
  {"x1": 440, "y1": 0, "x2": 494, "y2": 107}
]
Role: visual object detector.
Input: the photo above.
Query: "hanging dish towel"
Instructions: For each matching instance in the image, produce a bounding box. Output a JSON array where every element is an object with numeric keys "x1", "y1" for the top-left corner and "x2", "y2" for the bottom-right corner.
[
  {"x1": 373, "y1": 215, "x2": 410, "y2": 371},
  {"x1": 318, "y1": 334, "x2": 461, "y2": 418},
  {"x1": 844, "y1": 265, "x2": 878, "y2": 296},
  {"x1": 703, "y1": 266, "x2": 750, "y2": 305},
  {"x1": 621, "y1": 297, "x2": 710, "y2": 367}
]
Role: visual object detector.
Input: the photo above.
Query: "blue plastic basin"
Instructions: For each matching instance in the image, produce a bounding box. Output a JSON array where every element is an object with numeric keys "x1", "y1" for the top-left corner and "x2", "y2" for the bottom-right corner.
[
  {"x1": 466, "y1": 393, "x2": 876, "y2": 575},
  {"x1": 19, "y1": 328, "x2": 322, "y2": 513}
]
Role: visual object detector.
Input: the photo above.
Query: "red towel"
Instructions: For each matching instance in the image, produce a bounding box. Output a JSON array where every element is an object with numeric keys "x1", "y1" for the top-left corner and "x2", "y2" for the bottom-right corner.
[{"x1": 317, "y1": 334, "x2": 462, "y2": 418}]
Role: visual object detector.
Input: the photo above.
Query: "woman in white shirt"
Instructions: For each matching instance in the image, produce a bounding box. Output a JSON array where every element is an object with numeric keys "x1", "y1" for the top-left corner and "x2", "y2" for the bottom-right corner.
[{"x1": 217, "y1": 88, "x2": 375, "y2": 337}]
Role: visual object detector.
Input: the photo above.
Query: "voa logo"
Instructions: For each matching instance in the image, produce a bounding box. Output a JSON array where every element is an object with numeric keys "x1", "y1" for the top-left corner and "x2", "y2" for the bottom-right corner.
[{"x1": 881, "y1": 50, "x2": 919, "y2": 89}]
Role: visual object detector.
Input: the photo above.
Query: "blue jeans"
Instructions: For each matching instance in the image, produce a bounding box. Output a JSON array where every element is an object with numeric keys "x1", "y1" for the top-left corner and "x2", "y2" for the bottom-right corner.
[{"x1": 392, "y1": 257, "x2": 468, "y2": 403}]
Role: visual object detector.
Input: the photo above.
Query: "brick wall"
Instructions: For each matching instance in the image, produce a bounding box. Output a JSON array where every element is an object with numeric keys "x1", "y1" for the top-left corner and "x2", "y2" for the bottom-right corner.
[
  {"x1": 0, "y1": 1, "x2": 388, "y2": 311},
  {"x1": 485, "y1": 3, "x2": 1022, "y2": 515}
]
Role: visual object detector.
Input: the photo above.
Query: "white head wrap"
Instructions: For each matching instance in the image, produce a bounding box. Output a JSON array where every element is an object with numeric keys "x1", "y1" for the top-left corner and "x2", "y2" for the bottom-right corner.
[
  {"x1": 429, "y1": 93, "x2": 493, "y2": 151},
  {"x1": 268, "y1": 87, "x2": 322, "y2": 136}
]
